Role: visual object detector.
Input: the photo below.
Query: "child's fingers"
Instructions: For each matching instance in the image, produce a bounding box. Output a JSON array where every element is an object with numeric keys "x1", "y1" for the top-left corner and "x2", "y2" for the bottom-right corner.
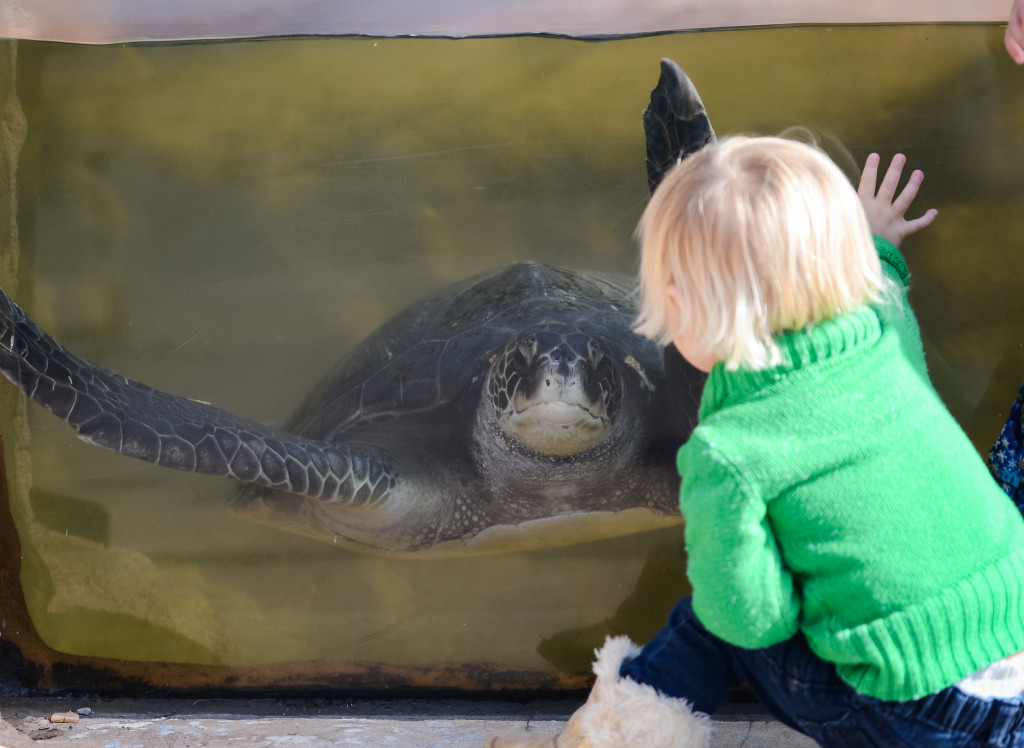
[
  {"x1": 891, "y1": 169, "x2": 925, "y2": 217},
  {"x1": 903, "y1": 208, "x2": 939, "y2": 237},
  {"x1": 857, "y1": 153, "x2": 880, "y2": 200},
  {"x1": 876, "y1": 154, "x2": 907, "y2": 202},
  {"x1": 1008, "y1": 0, "x2": 1024, "y2": 64},
  {"x1": 1008, "y1": 29, "x2": 1024, "y2": 64}
]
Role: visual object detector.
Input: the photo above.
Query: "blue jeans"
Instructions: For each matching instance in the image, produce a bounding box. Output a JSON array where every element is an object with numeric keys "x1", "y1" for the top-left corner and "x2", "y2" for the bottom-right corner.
[{"x1": 620, "y1": 597, "x2": 1024, "y2": 747}]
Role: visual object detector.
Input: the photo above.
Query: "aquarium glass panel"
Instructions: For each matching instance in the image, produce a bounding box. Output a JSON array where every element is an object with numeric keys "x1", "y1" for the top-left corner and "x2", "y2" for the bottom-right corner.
[{"x1": 1, "y1": 24, "x2": 1022, "y2": 691}]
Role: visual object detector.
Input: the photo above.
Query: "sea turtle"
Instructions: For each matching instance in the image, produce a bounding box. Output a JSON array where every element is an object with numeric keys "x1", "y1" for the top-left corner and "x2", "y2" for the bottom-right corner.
[{"x1": 0, "y1": 59, "x2": 713, "y2": 556}]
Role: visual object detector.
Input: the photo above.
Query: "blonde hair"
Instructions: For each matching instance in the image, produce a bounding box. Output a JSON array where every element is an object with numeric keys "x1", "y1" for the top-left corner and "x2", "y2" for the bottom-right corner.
[{"x1": 634, "y1": 135, "x2": 888, "y2": 371}]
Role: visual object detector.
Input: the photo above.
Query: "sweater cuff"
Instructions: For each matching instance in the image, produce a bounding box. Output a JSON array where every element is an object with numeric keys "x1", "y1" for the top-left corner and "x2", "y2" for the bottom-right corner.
[{"x1": 873, "y1": 236, "x2": 910, "y2": 286}]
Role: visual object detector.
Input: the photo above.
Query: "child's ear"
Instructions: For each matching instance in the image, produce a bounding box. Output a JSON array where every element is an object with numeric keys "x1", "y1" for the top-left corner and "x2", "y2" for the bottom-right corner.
[{"x1": 665, "y1": 285, "x2": 685, "y2": 329}]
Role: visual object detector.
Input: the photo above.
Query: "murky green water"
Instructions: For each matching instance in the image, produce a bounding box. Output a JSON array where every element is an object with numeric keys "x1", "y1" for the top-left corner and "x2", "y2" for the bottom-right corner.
[{"x1": 2, "y1": 25, "x2": 1024, "y2": 689}]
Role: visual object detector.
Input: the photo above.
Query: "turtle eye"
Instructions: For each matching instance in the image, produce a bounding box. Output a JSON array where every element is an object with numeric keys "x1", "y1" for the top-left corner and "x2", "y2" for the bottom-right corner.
[{"x1": 515, "y1": 336, "x2": 537, "y2": 365}]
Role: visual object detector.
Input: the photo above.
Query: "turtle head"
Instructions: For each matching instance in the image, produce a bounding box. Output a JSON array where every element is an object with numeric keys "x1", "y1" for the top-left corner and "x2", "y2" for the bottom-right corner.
[{"x1": 485, "y1": 329, "x2": 621, "y2": 456}]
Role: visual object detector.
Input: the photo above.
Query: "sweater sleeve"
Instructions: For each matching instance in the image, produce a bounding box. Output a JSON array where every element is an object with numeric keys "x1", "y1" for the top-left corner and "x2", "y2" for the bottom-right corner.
[
  {"x1": 873, "y1": 236, "x2": 910, "y2": 289},
  {"x1": 873, "y1": 236, "x2": 928, "y2": 377},
  {"x1": 678, "y1": 439, "x2": 800, "y2": 649}
]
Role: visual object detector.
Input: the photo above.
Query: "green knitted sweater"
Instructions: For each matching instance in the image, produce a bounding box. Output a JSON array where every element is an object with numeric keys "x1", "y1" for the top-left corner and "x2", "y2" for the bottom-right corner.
[{"x1": 679, "y1": 238, "x2": 1024, "y2": 702}]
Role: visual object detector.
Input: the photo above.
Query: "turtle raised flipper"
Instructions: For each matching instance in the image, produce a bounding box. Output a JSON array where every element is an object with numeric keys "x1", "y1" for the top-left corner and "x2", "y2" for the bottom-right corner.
[
  {"x1": 0, "y1": 289, "x2": 398, "y2": 522},
  {"x1": 642, "y1": 58, "x2": 716, "y2": 193}
]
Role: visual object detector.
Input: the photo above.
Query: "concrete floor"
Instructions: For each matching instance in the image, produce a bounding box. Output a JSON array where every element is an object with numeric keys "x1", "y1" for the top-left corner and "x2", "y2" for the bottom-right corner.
[{"x1": 0, "y1": 700, "x2": 816, "y2": 747}]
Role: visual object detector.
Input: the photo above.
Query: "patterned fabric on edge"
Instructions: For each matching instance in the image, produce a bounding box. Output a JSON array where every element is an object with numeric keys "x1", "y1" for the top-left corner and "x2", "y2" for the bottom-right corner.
[{"x1": 990, "y1": 382, "x2": 1024, "y2": 514}]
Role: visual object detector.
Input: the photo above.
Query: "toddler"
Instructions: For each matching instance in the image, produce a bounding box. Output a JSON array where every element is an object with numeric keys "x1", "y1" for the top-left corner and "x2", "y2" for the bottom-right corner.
[{"x1": 488, "y1": 137, "x2": 1024, "y2": 747}]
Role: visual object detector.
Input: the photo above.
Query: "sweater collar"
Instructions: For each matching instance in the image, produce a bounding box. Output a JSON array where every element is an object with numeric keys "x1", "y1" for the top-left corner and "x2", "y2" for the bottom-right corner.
[{"x1": 698, "y1": 305, "x2": 883, "y2": 420}]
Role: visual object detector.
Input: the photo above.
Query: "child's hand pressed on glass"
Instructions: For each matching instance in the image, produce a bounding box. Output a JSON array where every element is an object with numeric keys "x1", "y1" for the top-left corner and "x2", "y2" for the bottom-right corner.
[{"x1": 857, "y1": 153, "x2": 938, "y2": 248}]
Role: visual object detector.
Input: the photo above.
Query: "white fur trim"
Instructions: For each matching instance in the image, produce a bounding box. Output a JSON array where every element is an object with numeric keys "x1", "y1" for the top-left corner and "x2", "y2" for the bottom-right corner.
[
  {"x1": 577, "y1": 635, "x2": 712, "y2": 748},
  {"x1": 591, "y1": 636, "x2": 645, "y2": 684}
]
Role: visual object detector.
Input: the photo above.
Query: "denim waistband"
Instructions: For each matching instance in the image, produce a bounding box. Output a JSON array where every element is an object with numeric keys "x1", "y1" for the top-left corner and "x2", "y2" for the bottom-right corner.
[{"x1": 876, "y1": 684, "x2": 1024, "y2": 741}]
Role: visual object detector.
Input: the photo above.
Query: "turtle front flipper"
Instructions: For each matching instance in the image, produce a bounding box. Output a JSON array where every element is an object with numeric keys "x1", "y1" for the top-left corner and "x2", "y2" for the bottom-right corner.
[
  {"x1": 0, "y1": 288, "x2": 411, "y2": 546},
  {"x1": 642, "y1": 58, "x2": 716, "y2": 193}
]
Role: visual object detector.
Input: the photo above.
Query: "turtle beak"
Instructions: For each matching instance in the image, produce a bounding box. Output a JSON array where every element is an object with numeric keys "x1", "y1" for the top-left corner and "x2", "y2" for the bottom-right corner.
[
  {"x1": 488, "y1": 332, "x2": 620, "y2": 456},
  {"x1": 517, "y1": 343, "x2": 597, "y2": 414},
  {"x1": 549, "y1": 342, "x2": 577, "y2": 378}
]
